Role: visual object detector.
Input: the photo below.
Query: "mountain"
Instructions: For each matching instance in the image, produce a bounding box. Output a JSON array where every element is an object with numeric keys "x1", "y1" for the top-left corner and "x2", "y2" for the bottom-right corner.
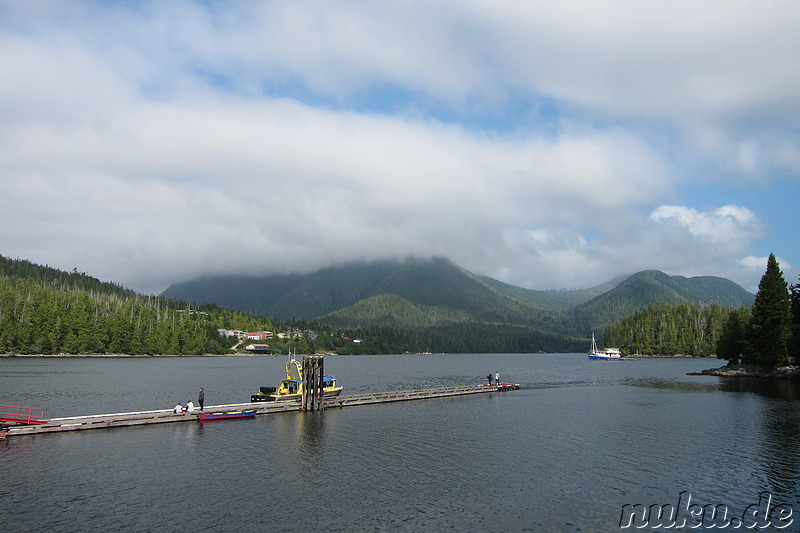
[
  {"x1": 0, "y1": 255, "x2": 257, "y2": 355},
  {"x1": 161, "y1": 258, "x2": 755, "y2": 343},
  {"x1": 570, "y1": 270, "x2": 755, "y2": 333},
  {"x1": 323, "y1": 293, "x2": 476, "y2": 328},
  {"x1": 163, "y1": 257, "x2": 554, "y2": 323},
  {"x1": 479, "y1": 274, "x2": 627, "y2": 311},
  {"x1": 2, "y1": 253, "x2": 755, "y2": 355}
]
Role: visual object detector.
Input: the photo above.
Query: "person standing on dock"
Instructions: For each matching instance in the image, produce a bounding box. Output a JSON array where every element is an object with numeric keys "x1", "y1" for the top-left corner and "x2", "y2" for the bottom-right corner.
[
  {"x1": 198, "y1": 388, "x2": 205, "y2": 411},
  {"x1": 487, "y1": 372, "x2": 493, "y2": 385},
  {"x1": 495, "y1": 372, "x2": 500, "y2": 386}
]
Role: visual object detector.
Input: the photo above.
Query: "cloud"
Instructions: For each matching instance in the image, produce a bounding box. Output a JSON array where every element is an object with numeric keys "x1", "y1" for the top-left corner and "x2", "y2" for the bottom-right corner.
[
  {"x1": 738, "y1": 255, "x2": 793, "y2": 279},
  {"x1": 0, "y1": 89, "x2": 670, "y2": 292},
  {"x1": 1, "y1": 1, "x2": 798, "y2": 295},
  {"x1": 649, "y1": 205, "x2": 762, "y2": 245}
]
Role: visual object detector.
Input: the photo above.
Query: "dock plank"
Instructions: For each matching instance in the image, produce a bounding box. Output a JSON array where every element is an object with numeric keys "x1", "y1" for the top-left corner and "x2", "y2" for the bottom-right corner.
[{"x1": 4, "y1": 384, "x2": 518, "y2": 437}]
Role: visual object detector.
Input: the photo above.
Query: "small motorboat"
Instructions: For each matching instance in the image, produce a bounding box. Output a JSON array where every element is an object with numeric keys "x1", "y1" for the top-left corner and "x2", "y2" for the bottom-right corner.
[
  {"x1": 251, "y1": 356, "x2": 343, "y2": 402},
  {"x1": 196, "y1": 409, "x2": 257, "y2": 422}
]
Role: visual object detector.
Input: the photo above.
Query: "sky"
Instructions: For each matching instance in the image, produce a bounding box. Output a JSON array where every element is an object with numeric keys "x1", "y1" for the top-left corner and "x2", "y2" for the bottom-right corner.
[{"x1": 1, "y1": 1, "x2": 799, "y2": 295}]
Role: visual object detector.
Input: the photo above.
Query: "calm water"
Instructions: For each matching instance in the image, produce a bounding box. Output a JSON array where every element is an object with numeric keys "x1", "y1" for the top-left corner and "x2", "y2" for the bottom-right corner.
[{"x1": 1, "y1": 354, "x2": 798, "y2": 532}]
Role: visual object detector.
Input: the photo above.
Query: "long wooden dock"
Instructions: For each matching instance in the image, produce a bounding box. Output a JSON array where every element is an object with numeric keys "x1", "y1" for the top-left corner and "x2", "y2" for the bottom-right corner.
[
  {"x1": 330, "y1": 383, "x2": 519, "y2": 407},
  {"x1": 2, "y1": 384, "x2": 519, "y2": 438}
]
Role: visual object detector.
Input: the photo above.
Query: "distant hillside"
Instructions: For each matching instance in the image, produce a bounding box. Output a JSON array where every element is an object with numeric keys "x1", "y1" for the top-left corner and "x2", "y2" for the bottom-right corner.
[
  {"x1": 0, "y1": 254, "x2": 138, "y2": 299},
  {"x1": 161, "y1": 258, "x2": 755, "y2": 352},
  {"x1": 324, "y1": 293, "x2": 476, "y2": 328},
  {"x1": 570, "y1": 270, "x2": 755, "y2": 334},
  {"x1": 4, "y1": 253, "x2": 755, "y2": 355},
  {"x1": 163, "y1": 257, "x2": 562, "y2": 324},
  {"x1": 0, "y1": 255, "x2": 244, "y2": 355},
  {"x1": 162, "y1": 257, "x2": 588, "y2": 351},
  {"x1": 479, "y1": 275, "x2": 625, "y2": 311},
  {"x1": 0, "y1": 254, "x2": 393, "y2": 356}
]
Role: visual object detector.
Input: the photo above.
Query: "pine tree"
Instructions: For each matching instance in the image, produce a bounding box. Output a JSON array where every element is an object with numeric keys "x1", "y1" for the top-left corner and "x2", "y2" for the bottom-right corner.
[
  {"x1": 716, "y1": 306, "x2": 749, "y2": 363},
  {"x1": 743, "y1": 254, "x2": 792, "y2": 366},
  {"x1": 790, "y1": 277, "x2": 800, "y2": 362}
]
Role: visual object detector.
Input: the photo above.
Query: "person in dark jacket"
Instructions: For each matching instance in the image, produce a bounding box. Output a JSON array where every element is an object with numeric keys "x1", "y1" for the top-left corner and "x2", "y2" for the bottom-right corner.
[{"x1": 198, "y1": 388, "x2": 205, "y2": 411}]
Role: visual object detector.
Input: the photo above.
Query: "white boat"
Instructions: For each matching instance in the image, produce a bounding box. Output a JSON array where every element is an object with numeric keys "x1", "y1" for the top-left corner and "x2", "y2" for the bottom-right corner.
[{"x1": 588, "y1": 333, "x2": 621, "y2": 360}]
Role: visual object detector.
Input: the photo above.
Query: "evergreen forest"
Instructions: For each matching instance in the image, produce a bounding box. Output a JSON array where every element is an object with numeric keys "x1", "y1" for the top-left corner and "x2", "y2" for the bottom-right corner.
[
  {"x1": 603, "y1": 255, "x2": 800, "y2": 364},
  {"x1": 0, "y1": 256, "x2": 294, "y2": 355},
  {"x1": 5, "y1": 253, "x2": 793, "y2": 358},
  {"x1": 0, "y1": 255, "x2": 574, "y2": 355},
  {"x1": 601, "y1": 301, "x2": 731, "y2": 357},
  {"x1": 715, "y1": 254, "x2": 800, "y2": 367}
]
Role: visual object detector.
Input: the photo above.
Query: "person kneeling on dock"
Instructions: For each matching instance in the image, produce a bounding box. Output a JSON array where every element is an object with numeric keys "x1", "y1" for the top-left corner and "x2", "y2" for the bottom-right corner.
[
  {"x1": 185, "y1": 401, "x2": 195, "y2": 412},
  {"x1": 173, "y1": 403, "x2": 183, "y2": 414}
]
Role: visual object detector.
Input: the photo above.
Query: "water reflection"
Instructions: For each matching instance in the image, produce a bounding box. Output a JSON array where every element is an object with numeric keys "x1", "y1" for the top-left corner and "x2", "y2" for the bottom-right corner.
[
  {"x1": 719, "y1": 378, "x2": 800, "y2": 508},
  {"x1": 3, "y1": 355, "x2": 798, "y2": 532},
  {"x1": 761, "y1": 399, "x2": 800, "y2": 505},
  {"x1": 274, "y1": 408, "x2": 332, "y2": 476},
  {"x1": 719, "y1": 378, "x2": 800, "y2": 401},
  {"x1": 627, "y1": 377, "x2": 721, "y2": 393}
]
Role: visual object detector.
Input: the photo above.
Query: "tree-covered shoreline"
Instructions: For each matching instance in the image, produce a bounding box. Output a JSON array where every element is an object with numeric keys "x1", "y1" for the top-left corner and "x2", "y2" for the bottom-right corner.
[
  {"x1": 3, "y1": 253, "x2": 793, "y2": 358},
  {"x1": 0, "y1": 255, "x2": 312, "y2": 355},
  {"x1": 712, "y1": 253, "x2": 798, "y2": 369},
  {"x1": 601, "y1": 254, "x2": 800, "y2": 368},
  {"x1": 601, "y1": 301, "x2": 730, "y2": 357},
  {"x1": 0, "y1": 255, "x2": 587, "y2": 355}
]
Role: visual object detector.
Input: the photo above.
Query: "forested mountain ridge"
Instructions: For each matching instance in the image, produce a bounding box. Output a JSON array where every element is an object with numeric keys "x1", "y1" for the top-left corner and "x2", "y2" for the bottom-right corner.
[
  {"x1": 0, "y1": 255, "x2": 137, "y2": 299},
  {"x1": 162, "y1": 258, "x2": 754, "y2": 343},
  {"x1": 1, "y1": 254, "x2": 578, "y2": 355},
  {"x1": 323, "y1": 293, "x2": 477, "y2": 328},
  {"x1": 1, "y1": 254, "x2": 756, "y2": 355},
  {"x1": 163, "y1": 257, "x2": 566, "y2": 325},
  {"x1": 570, "y1": 270, "x2": 755, "y2": 334},
  {"x1": 479, "y1": 274, "x2": 627, "y2": 311},
  {"x1": 323, "y1": 292, "x2": 588, "y2": 353},
  {"x1": 0, "y1": 255, "x2": 276, "y2": 355}
]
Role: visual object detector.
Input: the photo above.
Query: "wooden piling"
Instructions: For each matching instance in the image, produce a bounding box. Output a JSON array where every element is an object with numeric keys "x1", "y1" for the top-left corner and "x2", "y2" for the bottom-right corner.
[{"x1": 301, "y1": 355, "x2": 324, "y2": 411}]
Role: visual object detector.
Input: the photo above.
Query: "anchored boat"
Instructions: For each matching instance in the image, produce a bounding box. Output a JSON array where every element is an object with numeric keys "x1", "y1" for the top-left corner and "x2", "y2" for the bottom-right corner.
[
  {"x1": 588, "y1": 333, "x2": 621, "y2": 360},
  {"x1": 251, "y1": 356, "x2": 343, "y2": 402}
]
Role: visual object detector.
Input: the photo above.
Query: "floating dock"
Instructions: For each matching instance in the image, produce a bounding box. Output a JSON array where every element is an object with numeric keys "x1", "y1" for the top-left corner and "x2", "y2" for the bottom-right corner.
[{"x1": 1, "y1": 383, "x2": 520, "y2": 438}]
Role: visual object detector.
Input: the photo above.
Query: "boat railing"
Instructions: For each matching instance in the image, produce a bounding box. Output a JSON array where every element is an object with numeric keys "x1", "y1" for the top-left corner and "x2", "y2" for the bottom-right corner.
[{"x1": 0, "y1": 404, "x2": 47, "y2": 425}]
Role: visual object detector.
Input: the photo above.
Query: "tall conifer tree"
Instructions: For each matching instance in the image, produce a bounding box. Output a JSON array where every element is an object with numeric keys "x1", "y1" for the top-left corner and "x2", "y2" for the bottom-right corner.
[
  {"x1": 743, "y1": 254, "x2": 791, "y2": 366},
  {"x1": 790, "y1": 277, "x2": 800, "y2": 362},
  {"x1": 716, "y1": 306, "x2": 749, "y2": 363}
]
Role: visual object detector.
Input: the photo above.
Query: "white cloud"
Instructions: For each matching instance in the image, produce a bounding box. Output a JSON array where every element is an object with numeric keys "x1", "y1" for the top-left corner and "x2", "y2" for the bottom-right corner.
[
  {"x1": 1, "y1": 1, "x2": 798, "y2": 295},
  {"x1": 0, "y1": 89, "x2": 671, "y2": 292},
  {"x1": 738, "y1": 255, "x2": 793, "y2": 278},
  {"x1": 649, "y1": 204, "x2": 762, "y2": 244}
]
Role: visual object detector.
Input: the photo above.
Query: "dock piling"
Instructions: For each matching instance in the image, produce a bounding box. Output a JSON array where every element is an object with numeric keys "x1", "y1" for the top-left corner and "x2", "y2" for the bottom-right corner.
[{"x1": 301, "y1": 355, "x2": 324, "y2": 411}]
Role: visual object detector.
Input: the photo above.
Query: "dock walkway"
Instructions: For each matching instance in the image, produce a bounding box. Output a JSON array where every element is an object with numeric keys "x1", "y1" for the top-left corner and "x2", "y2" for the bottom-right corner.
[{"x1": 2, "y1": 384, "x2": 519, "y2": 438}]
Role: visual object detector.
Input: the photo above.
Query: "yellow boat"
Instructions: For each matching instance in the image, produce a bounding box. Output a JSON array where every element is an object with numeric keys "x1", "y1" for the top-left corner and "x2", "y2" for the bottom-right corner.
[{"x1": 250, "y1": 356, "x2": 343, "y2": 402}]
